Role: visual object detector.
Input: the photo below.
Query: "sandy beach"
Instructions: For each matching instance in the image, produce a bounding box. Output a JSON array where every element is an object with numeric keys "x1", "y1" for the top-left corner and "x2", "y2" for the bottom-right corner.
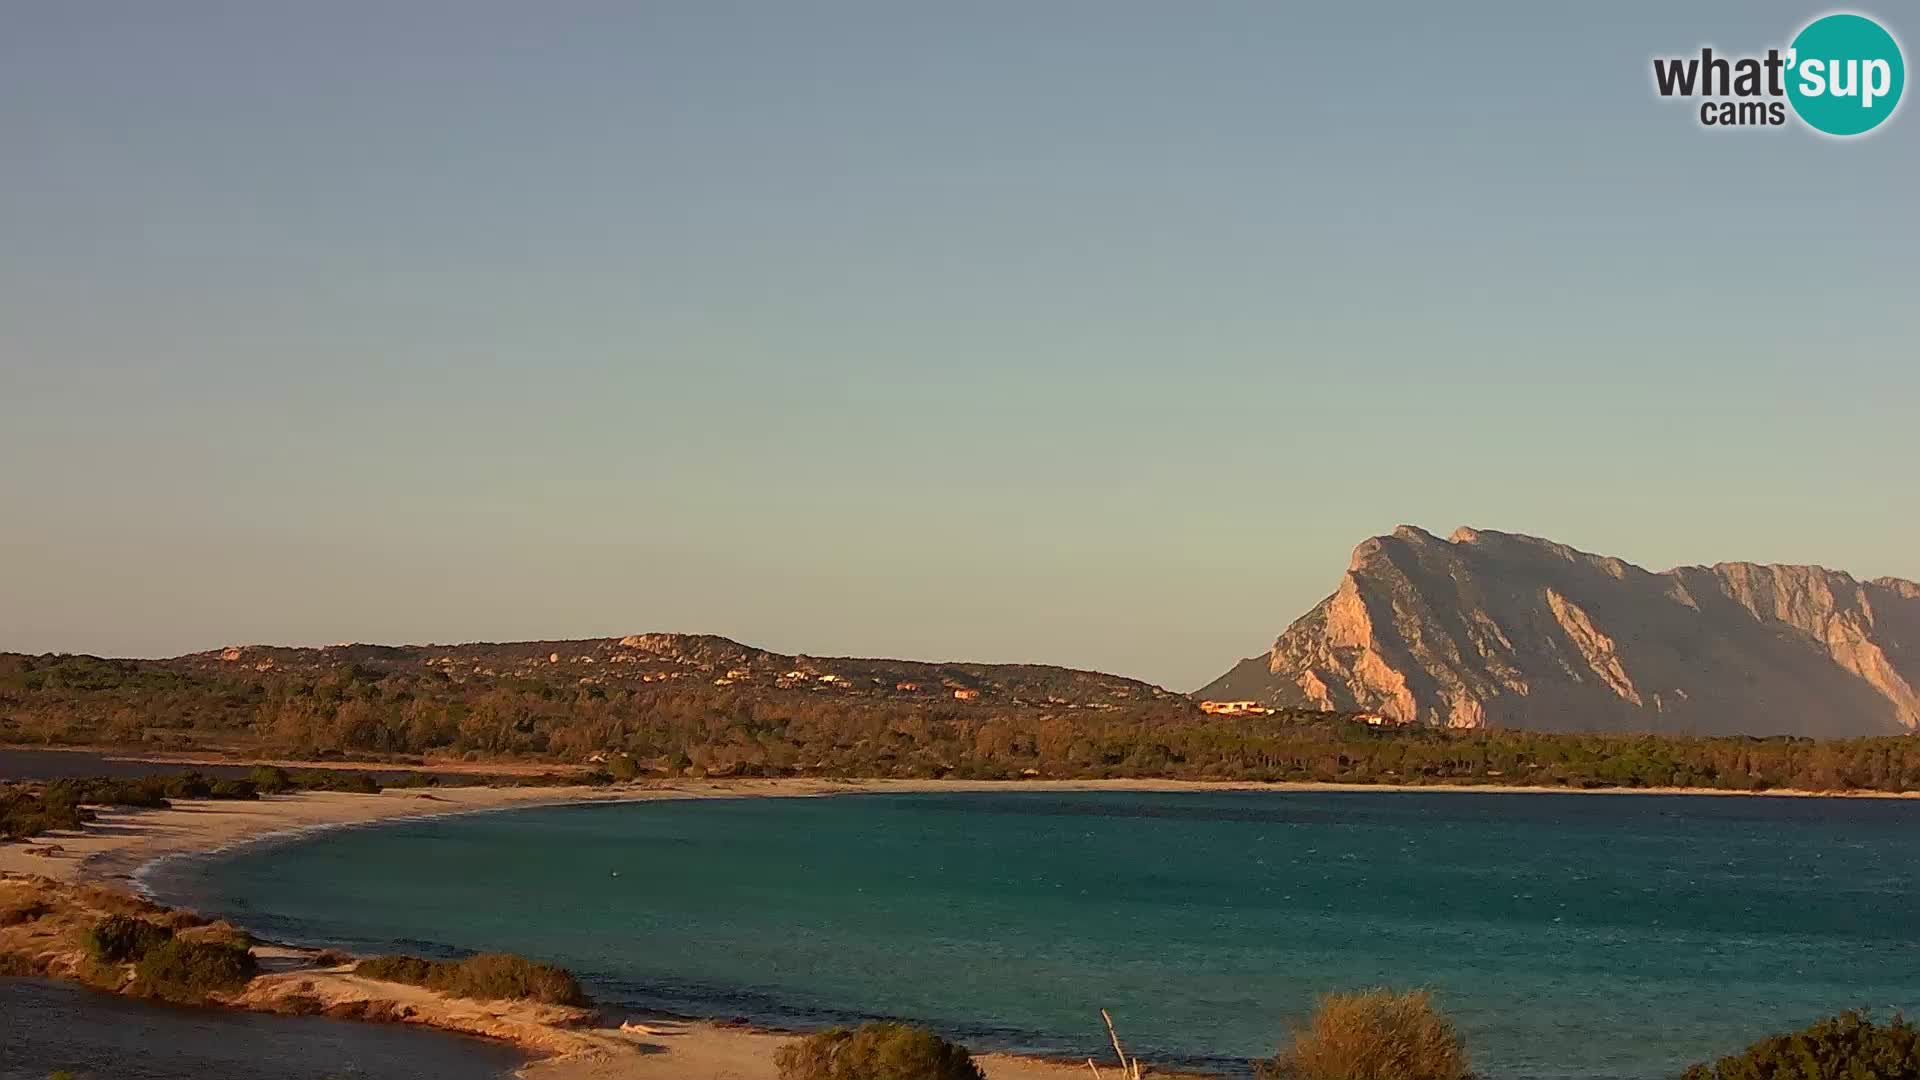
[
  {"x1": 5, "y1": 773, "x2": 1910, "y2": 1080},
  {"x1": 1, "y1": 778, "x2": 1201, "y2": 1080}
]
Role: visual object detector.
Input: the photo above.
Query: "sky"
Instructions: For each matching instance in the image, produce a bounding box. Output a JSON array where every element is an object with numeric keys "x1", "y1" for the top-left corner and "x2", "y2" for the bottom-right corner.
[{"x1": 1, "y1": 2, "x2": 1914, "y2": 691}]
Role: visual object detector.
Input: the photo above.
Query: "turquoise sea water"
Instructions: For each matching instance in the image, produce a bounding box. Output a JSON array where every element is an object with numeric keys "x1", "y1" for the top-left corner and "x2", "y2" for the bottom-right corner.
[{"x1": 149, "y1": 791, "x2": 1920, "y2": 1079}]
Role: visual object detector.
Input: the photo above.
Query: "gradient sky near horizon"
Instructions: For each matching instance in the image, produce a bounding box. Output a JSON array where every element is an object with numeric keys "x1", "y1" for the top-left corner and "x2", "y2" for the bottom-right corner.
[{"x1": 2, "y1": 2, "x2": 1915, "y2": 691}]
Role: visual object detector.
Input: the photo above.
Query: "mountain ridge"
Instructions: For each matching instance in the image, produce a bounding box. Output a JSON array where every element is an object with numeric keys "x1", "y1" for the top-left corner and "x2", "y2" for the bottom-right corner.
[{"x1": 1198, "y1": 526, "x2": 1920, "y2": 737}]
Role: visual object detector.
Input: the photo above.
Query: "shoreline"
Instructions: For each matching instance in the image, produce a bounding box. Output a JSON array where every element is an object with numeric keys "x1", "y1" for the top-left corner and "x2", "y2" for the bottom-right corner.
[
  {"x1": 6, "y1": 774, "x2": 1916, "y2": 1080},
  {"x1": 2, "y1": 779, "x2": 1183, "y2": 1080},
  {"x1": 9, "y1": 774, "x2": 1917, "y2": 892}
]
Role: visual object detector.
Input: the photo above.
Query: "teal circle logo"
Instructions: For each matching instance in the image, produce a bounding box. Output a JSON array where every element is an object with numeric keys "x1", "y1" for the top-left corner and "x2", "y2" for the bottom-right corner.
[{"x1": 1786, "y1": 13, "x2": 1905, "y2": 135}]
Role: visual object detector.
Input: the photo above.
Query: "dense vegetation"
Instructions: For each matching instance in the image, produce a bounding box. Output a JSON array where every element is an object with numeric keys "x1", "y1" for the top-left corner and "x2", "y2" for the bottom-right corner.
[
  {"x1": 1683, "y1": 1012, "x2": 1920, "y2": 1080},
  {"x1": 1261, "y1": 989, "x2": 1470, "y2": 1080},
  {"x1": 134, "y1": 937, "x2": 258, "y2": 1001},
  {"x1": 8, "y1": 648, "x2": 1920, "y2": 794},
  {"x1": 0, "y1": 769, "x2": 388, "y2": 842},
  {"x1": 776, "y1": 1022, "x2": 986, "y2": 1080},
  {"x1": 80, "y1": 913, "x2": 258, "y2": 1002},
  {"x1": 85, "y1": 913, "x2": 175, "y2": 964},
  {"x1": 353, "y1": 952, "x2": 588, "y2": 1006}
]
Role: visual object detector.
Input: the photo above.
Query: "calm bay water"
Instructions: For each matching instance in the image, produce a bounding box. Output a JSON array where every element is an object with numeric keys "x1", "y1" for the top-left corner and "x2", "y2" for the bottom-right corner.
[
  {"x1": 0, "y1": 978, "x2": 526, "y2": 1080},
  {"x1": 149, "y1": 790, "x2": 1920, "y2": 1080}
]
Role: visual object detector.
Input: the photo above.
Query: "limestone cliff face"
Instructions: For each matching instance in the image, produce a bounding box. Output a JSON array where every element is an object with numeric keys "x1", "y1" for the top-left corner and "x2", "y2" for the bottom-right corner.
[{"x1": 1198, "y1": 526, "x2": 1920, "y2": 736}]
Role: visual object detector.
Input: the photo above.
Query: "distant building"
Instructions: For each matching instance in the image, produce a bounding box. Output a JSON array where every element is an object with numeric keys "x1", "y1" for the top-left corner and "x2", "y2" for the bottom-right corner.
[
  {"x1": 817, "y1": 673, "x2": 845, "y2": 684},
  {"x1": 952, "y1": 688, "x2": 981, "y2": 701},
  {"x1": 896, "y1": 681, "x2": 922, "y2": 692},
  {"x1": 1199, "y1": 700, "x2": 1275, "y2": 717}
]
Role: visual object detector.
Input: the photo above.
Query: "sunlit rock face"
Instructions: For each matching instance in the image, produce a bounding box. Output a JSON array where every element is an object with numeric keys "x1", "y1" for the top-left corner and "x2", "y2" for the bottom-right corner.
[{"x1": 1198, "y1": 526, "x2": 1920, "y2": 736}]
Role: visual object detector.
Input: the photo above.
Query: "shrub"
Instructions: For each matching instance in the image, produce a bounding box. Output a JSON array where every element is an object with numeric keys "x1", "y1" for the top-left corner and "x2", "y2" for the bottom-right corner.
[
  {"x1": 290, "y1": 770, "x2": 382, "y2": 794},
  {"x1": 209, "y1": 778, "x2": 260, "y2": 800},
  {"x1": 1261, "y1": 989, "x2": 1470, "y2": 1080},
  {"x1": 433, "y1": 952, "x2": 588, "y2": 1006},
  {"x1": 0, "y1": 789, "x2": 89, "y2": 840},
  {"x1": 135, "y1": 937, "x2": 258, "y2": 1001},
  {"x1": 85, "y1": 915, "x2": 174, "y2": 964},
  {"x1": 43, "y1": 777, "x2": 170, "y2": 810},
  {"x1": 1682, "y1": 1011, "x2": 1920, "y2": 1080},
  {"x1": 354, "y1": 954, "x2": 437, "y2": 984},
  {"x1": 354, "y1": 952, "x2": 588, "y2": 1006},
  {"x1": 249, "y1": 765, "x2": 293, "y2": 793},
  {"x1": 160, "y1": 773, "x2": 214, "y2": 800},
  {"x1": 605, "y1": 753, "x2": 642, "y2": 781},
  {"x1": 775, "y1": 1022, "x2": 986, "y2": 1080}
]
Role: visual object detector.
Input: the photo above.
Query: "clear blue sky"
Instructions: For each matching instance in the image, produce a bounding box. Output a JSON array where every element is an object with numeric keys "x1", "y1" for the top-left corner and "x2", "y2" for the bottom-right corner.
[{"x1": 2, "y1": 2, "x2": 1914, "y2": 690}]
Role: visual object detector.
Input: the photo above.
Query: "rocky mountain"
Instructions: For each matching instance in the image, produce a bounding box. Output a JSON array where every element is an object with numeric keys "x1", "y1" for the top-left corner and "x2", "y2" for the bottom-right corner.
[{"x1": 1198, "y1": 526, "x2": 1920, "y2": 737}]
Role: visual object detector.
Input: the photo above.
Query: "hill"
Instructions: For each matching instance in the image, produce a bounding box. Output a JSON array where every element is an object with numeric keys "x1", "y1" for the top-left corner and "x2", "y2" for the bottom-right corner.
[
  {"x1": 1199, "y1": 526, "x2": 1920, "y2": 736},
  {"x1": 179, "y1": 632, "x2": 1173, "y2": 706},
  {"x1": 0, "y1": 634, "x2": 1195, "y2": 772},
  {"x1": 11, "y1": 627, "x2": 1920, "y2": 792}
]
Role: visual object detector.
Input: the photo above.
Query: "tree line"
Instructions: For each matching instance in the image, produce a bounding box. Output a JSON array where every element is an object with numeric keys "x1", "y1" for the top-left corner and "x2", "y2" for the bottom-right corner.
[{"x1": 6, "y1": 652, "x2": 1920, "y2": 793}]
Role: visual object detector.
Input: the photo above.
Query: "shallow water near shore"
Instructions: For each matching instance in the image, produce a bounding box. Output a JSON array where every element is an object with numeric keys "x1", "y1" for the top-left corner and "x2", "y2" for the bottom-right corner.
[
  {"x1": 0, "y1": 978, "x2": 527, "y2": 1079},
  {"x1": 149, "y1": 789, "x2": 1920, "y2": 1080}
]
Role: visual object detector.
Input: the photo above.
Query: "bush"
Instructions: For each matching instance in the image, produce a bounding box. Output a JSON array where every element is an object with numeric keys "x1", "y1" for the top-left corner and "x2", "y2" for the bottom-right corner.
[
  {"x1": 160, "y1": 773, "x2": 214, "y2": 800},
  {"x1": 86, "y1": 915, "x2": 174, "y2": 964},
  {"x1": 435, "y1": 952, "x2": 588, "y2": 1006},
  {"x1": 249, "y1": 765, "x2": 293, "y2": 793},
  {"x1": 775, "y1": 1022, "x2": 985, "y2": 1080},
  {"x1": 354, "y1": 952, "x2": 587, "y2": 1006},
  {"x1": 290, "y1": 770, "x2": 382, "y2": 794},
  {"x1": 44, "y1": 777, "x2": 170, "y2": 810},
  {"x1": 1682, "y1": 1011, "x2": 1920, "y2": 1080},
  {"x1": 1261, "y1": 989, "x2": 1470, "y2": 1080},
  {"x1": 208, "y1": 778, "x2": 260, "y2": 800},
  {"x1": 135, "y1": 937, "x2": 258, "y2": 1000},
  {"x1": 605, "y1": 753, "x2": 642, "y2": 781},
  {"x1": 354, "y1": 954, "x2": 437, "y2": 984},
  {"x1": 0, "y1": 789, "x2": 88, "y2": 840}
]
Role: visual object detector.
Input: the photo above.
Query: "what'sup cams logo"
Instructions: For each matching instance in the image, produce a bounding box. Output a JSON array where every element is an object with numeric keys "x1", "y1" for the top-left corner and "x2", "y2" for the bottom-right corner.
[{"x1": 1653, "y1": 12, "x2": 1905, "y2": 135}]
